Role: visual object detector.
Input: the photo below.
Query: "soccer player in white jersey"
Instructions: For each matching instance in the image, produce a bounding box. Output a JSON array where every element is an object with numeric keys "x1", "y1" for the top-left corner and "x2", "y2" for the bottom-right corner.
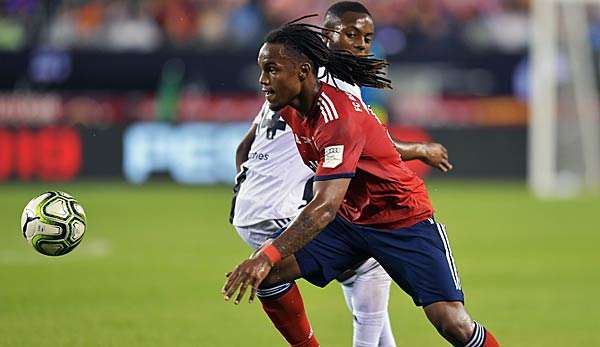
[{"x1": 230, "y1": 3, "x2": 452, "y2": 347}]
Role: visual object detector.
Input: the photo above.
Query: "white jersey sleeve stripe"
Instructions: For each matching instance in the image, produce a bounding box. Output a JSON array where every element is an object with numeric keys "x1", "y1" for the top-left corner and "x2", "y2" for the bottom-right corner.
[
  {"x1": 321, "y1": 93, "x2": 339, "y2": 119},
  {"x1": 318, "y1": 103, "x2": 331, "y2": 123},
  {"x1": 319, "y1": 98, "x2": 334, "y2": 123},
  {"x1": 319, "y1": 98, "x2": 333, "y2": 123}
]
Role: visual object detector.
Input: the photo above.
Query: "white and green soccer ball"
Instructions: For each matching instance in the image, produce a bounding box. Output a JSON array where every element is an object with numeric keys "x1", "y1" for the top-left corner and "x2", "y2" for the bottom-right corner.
[{"x1": 21, "y1": 191, "x2": 87, "y2": 256}]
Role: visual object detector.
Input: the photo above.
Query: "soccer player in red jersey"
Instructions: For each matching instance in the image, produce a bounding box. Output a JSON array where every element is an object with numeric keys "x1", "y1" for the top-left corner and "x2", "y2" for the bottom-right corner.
[
  {"x1": 223, "y1": 18, "x2": 500, "y2": 347},
  {"x1": 231, "y1": 3, "x2": 452, "y2": 347}
]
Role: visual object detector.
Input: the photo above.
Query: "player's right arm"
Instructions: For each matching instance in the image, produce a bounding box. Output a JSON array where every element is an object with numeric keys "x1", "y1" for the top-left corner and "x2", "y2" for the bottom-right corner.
[
  {"x1": 271, "y1": 178, "x2": 349, "y2": 257},
  {"x1": 223, "y1": 106, "x2": 364, "y2": 303},
  {"x1": 222, "y1": 177, "x2": 350, "y2": 304},
  {"x1": 266, "y1": 109, "x2": 365, "y2": 259},
  {"x1": 235, "y1": 124, "x2": 257, "y2": 173}
]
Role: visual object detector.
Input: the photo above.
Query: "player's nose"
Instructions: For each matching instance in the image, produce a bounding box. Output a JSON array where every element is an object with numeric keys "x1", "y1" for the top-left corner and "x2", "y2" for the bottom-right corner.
[
  {"x1": 354, "y1": 40, "x2": 366, "y2": 53},
  {"x1": 259, "y1": 71, "x2": 269, "y2": 86}
]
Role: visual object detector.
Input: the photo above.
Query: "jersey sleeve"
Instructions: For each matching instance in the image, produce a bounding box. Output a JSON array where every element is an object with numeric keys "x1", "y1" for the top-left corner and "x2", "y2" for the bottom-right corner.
[{"x1": 313, "y1": 113, "x2": 365, "y2": 181}]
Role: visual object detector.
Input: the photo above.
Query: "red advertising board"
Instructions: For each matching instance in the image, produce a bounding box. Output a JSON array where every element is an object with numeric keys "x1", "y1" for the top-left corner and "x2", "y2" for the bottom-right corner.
[{"x1": 0, "y1": 127, "x2": 82, "y2": 181}]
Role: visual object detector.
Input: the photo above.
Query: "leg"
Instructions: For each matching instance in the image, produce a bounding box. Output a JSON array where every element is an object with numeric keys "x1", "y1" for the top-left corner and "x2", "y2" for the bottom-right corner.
[
  {"x1": 235, "y1": 223, "x2": 318, "y2": 347},
  {"x1": 261, "y1": 254, "x2": 303, "y2": 287},
  {"x1": 340, "y1": 259, "x2": 396, "y2": 347},
  {"x1": 362, "y1": 218, "x2": 500, "y2": 346},
  {"x1": 252, "y1": 216, "x2": 369, "y2": 347},
  {"x1": 424, "y1": 301, "x2": 473, "y2": 345},
  {"x1": 258, "y1": 281, "x2": 318, "y2": 347},
  {"x1": 424, "y1": 301, "x2": 499, "y2": 347},
  {"x1": 259, "y1": 254, "x2": 319, "y2": 346},
  {"x1": 378, "y1": 312, "x2": 395, "y2": 347}
]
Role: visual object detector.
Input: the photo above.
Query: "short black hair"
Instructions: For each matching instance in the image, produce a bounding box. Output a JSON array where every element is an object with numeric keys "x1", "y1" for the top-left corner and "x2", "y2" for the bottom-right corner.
[
  {"x1": 264, "y1": 15, "x2": 390, "y2": 90},
  {"x1": 326, "y1": 1, "x2": 371, "y2": 18}
]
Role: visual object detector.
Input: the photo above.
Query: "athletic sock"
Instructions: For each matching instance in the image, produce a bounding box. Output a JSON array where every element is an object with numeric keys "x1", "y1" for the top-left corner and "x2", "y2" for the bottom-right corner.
[
  {"x1": 257, "y1": 282, "x2": 319, "y2": 347},
  {"x1": 465, "y1": 321, "x2": 500, "y2": 347}
]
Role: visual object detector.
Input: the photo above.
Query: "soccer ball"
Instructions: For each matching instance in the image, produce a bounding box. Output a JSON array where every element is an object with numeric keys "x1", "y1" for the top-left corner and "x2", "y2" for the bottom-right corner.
[{"x1": 21, "y1": 191, "x2": 87, "y2": 256}]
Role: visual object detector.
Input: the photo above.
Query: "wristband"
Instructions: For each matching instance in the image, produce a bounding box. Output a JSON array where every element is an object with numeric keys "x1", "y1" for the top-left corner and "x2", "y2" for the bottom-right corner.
[{"x1": 261, "y1": 244, "x2": 282, "y2": 265}]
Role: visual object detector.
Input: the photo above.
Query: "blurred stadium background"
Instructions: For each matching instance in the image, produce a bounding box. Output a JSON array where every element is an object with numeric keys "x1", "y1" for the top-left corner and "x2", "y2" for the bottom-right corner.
[{"x1": 1, "y1": 0, "x2": 600, "y2": 346}]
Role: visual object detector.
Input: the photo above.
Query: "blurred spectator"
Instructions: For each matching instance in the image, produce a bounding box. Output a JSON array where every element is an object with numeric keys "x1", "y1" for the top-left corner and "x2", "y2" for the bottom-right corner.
[
  {"x1": 0, "y1": 16, "x2": 25, "y2": 51},
  {"x1": 0, "y1": 0, "x2": 553, "y2": 54},
  {"x1": 0, "y1": 0, "x2": 39, "y2": 50},
  {"x1": 105, "y1": 1, "x2": 162, "y2": 51},
  {"x1": 44, "y1": 3, "x2": 80, "y2": 49}
]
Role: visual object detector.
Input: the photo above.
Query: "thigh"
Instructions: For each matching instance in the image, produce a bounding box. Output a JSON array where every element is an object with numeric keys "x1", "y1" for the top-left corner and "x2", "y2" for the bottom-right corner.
[
  {"x1": 294, "y1": 215, "x2": 370, "y2": 288},
  {"x1": 347, "y1": 263, "x2": 392, "y2": 313},
  {"x1": 339, "y1": 257, "x2": 388, "y2": 286},
  {"x1": 365, "y1": 218, "x2": 464, "y2": 307},
  {"x1": 262, "y1": 254, "x2": 303, "y2": 287}
]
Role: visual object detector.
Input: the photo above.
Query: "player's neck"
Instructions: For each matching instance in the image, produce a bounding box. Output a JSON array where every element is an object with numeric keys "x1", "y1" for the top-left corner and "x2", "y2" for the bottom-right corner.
[{"x1": 290, "y1": 81, "x2": 321, "y2": 117}]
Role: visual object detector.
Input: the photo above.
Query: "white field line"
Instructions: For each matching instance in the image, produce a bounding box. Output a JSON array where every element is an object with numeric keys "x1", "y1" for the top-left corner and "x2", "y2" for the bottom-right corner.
[{"x1": 0, "y1": 238, "x2": 110, "y2": 265}]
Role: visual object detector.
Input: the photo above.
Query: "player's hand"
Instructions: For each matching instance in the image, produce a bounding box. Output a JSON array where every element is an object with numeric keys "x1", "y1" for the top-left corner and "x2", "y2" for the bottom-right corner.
[
  {"x1": 421, "y1": 143, "x2": 453, "y2": 172},
  {"x1": 222, "y1": 253, "x2": 272, "y2": 305}
]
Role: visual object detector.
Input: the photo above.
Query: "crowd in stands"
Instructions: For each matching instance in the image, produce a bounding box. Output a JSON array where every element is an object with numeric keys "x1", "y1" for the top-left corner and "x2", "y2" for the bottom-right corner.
[{"x1": 0, "y1": 0, "x2": 538, "y2": 54}]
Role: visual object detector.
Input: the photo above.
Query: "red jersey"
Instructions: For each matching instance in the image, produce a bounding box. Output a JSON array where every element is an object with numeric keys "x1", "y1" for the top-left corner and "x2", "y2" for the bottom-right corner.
[{"x1": 279, "y1": 83, "x2": 433, "y2": 230}]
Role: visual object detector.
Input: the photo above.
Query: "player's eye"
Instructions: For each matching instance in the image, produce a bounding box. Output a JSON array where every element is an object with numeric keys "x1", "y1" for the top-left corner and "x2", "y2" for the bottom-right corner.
[
  {"x1": 346, "y1": 32, "x2": 356, "y2": 39},
  {"x1": 365, "y1": 37, "x2": 372, "y2": 44}
]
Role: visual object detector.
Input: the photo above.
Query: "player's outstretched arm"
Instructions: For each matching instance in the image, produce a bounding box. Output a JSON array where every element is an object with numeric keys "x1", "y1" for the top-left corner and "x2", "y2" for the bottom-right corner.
[
  {"x1": 271, "y1": 178, "x2": 350, "y2": 257},
  {"x1": 235, "y1": 124, "x2": 257, "y2": 173},
  {"x1": 222, "y1": 178, "x2": 350, "y2": 304},
  {"x1": 392, "y1": 139, "x2": 453, "y2": 172}
]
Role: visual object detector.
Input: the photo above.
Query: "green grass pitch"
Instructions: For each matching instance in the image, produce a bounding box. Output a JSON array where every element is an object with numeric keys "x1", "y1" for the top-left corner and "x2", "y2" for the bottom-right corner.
[{"x1": 1, "y1": 180, "x2": 599, "y2": 346}]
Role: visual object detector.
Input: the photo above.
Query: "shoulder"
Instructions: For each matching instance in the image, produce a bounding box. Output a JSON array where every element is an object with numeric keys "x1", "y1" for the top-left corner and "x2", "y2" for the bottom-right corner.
[
  {"x1": 318, "y1": 69, "x2": 363, "y2": 100},
  {"x1": 313, "y1": 87, "x2": 367, "y2": 142},
  {"x1": 318, "y1": 84, "x2": 368, "y2": 123}
]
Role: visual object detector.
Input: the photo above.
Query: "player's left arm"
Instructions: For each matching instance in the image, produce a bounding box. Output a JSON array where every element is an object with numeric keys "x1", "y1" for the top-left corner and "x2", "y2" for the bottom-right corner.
[{"x1": 392, "y1": 138, "x2": 453, "y2": 172}]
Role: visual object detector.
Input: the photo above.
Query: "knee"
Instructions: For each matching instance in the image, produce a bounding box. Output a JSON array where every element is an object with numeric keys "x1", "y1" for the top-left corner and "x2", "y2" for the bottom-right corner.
[
  {"x1": 259, "y1": 273, "x2": 283, "y2": 288},
  {"x1": 435, "y1": 316, "x2": 473, "y2": 344},
  {"x1": 259, "y1": 255, "x2": 301, "y2": 289},
  {"x1": 353, "y1": 310, "x2": 387, "y2": 327},
  {"x1": 256, "y1": 281, "x2": 294, "y2": 301},
  {"x1": 426, "y1": 301, "x2": 474, "y2": 344}
]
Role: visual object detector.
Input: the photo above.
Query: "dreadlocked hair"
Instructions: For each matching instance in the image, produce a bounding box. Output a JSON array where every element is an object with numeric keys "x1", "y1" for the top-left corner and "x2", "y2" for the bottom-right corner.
[{"x1": 264, "y1": 14, "x2": 392, "y2": 90}]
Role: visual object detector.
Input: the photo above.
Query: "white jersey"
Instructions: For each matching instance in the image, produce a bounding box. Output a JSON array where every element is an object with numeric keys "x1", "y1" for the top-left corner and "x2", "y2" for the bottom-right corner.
[
  {"x1": 231, "y1": 71, "x2": 364, "y2": 227},
  {"x1": 231, "y1": 102, "x2": 314, "y2": 227},
  {"x1": 318, "y1": 67, "x2": 362, "y2": 98}
]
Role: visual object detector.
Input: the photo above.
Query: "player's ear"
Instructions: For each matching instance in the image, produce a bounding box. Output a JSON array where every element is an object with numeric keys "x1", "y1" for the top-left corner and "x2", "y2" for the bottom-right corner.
[
  {"x1": 322, "y1": 29, "x2": 334, "y2": 43},
  {"x1": 322, "y1": 15, "x2": 338, "y2": 43},
  {"x1": 322, "y1": 16, "x2": 341, "y2": 47},
  {"x1": 298, "y1": 63, "x2": 311, "y2": 81}
]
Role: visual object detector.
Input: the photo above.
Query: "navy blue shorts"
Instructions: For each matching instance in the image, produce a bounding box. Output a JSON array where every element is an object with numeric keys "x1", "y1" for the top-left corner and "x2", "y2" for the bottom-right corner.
[{"x1": 294, "y1": 215, "x2": 464, "y2": 307}]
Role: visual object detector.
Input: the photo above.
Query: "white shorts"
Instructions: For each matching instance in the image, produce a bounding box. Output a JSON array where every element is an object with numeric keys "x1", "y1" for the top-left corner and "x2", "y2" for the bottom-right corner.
[{"x1": 235, "y1": 218, "x2": 291, "y2": 249}]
